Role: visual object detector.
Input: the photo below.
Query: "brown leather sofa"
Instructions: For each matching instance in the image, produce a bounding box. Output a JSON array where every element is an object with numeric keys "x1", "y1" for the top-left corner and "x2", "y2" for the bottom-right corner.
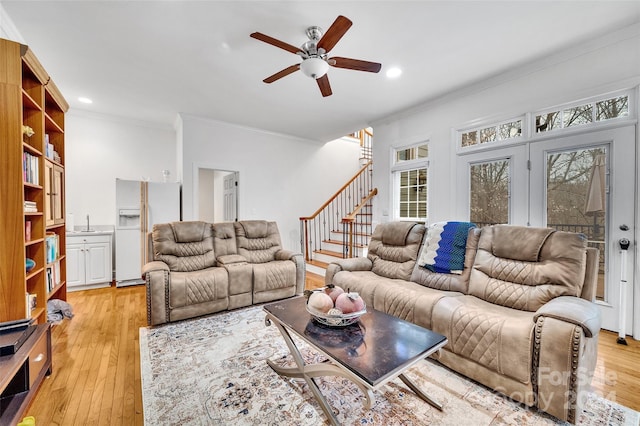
[
  {"x1": 325, "y1": 221, "x2": 600, "y2": 423},
  {"x1": 143, "y1": 220, "x2": 305, "y2": 326}
]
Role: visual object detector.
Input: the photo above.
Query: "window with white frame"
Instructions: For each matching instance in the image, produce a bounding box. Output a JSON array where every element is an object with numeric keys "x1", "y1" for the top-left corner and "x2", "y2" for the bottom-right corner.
[
  {"x1": 535, "y1": 94, "x2": 629, "y2": 133},
  {"x1": 392, "y1": 143, "x2": 428, "y2": 221},
  {"x1": 459, "y1": 117, "x2": 523, "y2": 149},
  {"x1": 457, "y1": 92, "x2": 632, "y2": 151}
]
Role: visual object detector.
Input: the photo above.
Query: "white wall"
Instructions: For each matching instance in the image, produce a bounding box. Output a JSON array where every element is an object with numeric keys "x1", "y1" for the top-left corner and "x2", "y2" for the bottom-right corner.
[
  {"x1": 198, "y1": 168, "x2": 216, "y2": 222},
  {"x1": 65, "y1": 111, "x2": 176, "y2": 226},
  {"x1": 0, "y1": 4, "x2": 22, "y2": 41},
  {"x1": 371, "y1": 23, "x2": 640, "y2": 226},
  {"x1": 180, "y1": 114, "x2": 362, "y2": 251}
]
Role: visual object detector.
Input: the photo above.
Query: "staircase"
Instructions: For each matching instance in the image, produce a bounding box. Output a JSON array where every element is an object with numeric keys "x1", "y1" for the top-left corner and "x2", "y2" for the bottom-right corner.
[
  {"x1": 304, "y1": 196, "x2": 376, "y2": 276},
  {"x1": 300, "y1": 129, "x2": 376, "y2": 277}
]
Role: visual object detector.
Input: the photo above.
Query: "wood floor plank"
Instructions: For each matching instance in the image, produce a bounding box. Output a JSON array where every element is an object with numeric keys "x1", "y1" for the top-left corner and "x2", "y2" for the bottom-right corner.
[{"x1": 24, "y1": 279, "x2": 640, "y2": 425}]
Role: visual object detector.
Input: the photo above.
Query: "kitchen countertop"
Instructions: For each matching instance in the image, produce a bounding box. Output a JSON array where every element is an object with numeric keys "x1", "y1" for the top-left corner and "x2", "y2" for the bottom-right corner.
[{"x1": 66, "y1": 226, "x2": 114, "y2": 236}]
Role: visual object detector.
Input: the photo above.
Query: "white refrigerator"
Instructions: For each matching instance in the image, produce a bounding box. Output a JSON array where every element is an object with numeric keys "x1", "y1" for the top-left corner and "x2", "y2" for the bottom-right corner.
[{"x1": 115, "y1": 179, "x2": 181, "y2": 287}]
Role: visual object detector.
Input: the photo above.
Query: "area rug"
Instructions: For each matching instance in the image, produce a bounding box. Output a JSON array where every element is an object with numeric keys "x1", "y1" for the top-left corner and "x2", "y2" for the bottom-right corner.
[{"x1": 140, "y1": 305, "x2": 639, "y2": 425}]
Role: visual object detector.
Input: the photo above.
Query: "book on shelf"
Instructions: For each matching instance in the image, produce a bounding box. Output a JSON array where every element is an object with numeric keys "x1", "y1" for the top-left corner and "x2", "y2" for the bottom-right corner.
[
  {"x1": 25, "y1": 292, "x2": 36, "y2": 318},
  {"x1": 46, "y1": 232, "x2": 59, "y2": 263},
  {"x1": 46, "y1": 267, "x2": 53, "y2": 293},
  {"x1": 25, "y1": 221, "x2": 31, "y2": 241},
  {"x1": 54, "y1": 260, "x2": 61, "y2": 286},
  {"x1": 47, "y1": 260, "x2": 62, "y2": 293},
  {"x1": 28, "y1": 293, "x2": 37, "y2": 311},
  {"x1": 24, "y1": 201, "x2": 38, "y2": 213},
  {"x1": 22, "y1": 152, "x2": 39, "y2": 185}
]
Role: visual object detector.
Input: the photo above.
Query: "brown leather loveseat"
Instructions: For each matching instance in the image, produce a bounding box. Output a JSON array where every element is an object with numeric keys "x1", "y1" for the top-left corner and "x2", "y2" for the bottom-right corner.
[
  {"x1": 143, "y1": 220, "x2": 304, "y2": 326},
  {"x1": 325, "y1": 221, "x2": 600, "y2": 423}
]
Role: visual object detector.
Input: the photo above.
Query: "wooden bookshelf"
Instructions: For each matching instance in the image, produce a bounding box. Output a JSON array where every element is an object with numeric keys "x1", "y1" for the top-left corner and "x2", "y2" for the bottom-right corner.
[{"x1": 0, "y1": 38, "x2": 69, "y2": 325}]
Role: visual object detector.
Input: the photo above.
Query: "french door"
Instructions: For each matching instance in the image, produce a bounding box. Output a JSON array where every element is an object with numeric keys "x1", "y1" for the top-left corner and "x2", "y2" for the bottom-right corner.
[
  {"x1": 459, "y1": 125, "x2": 636, "y2": 334},
  {"x1": 529, "y1": 126, "x2": 635, "y2": 333}
]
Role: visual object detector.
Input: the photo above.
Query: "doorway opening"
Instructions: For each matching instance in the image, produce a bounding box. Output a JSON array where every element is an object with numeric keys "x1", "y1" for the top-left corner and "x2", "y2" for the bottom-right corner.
[{"x1": 197, "y1": 168, "x2": 239, "y2": 223}]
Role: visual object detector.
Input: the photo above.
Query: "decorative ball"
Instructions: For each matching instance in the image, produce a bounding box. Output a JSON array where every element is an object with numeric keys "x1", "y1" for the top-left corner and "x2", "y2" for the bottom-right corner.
[
  {"x1": 324, "y1": 284, "x2": 345, "y2": 303},
  {"x1": 308, "y1": 292, "x2": 334, "y2": 313},
  {"x1": 26, "y1": 258, "x2": 35, "y2": 272},
  {"x1": 327, "y1": 308, "x2": 343, "y2": 316},
  {"x1": 335, "y1": 292, "x2": 365, "y2": 314}
]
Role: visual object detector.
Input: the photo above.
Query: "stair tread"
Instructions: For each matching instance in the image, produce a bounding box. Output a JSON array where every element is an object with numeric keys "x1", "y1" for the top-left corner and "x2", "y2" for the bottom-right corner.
[
  {"x1": 331, "y1": 231, "x2": 371, "y2": 237},
  {"x1": 324, "y1": 239, "x2": 366, "y2": 248},
  {"x1": 315, "y1": 249, "x2": 345, "y2": 258}
]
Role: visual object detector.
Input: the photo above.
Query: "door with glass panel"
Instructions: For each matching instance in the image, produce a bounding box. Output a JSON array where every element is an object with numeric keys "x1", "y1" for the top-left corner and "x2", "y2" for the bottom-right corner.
[
  {"x1": 457, "y1": 145, "x2": 528, "y2": 227},
  {"x1": 529, "y1": 126, "x2": 635, "y2": 333}
]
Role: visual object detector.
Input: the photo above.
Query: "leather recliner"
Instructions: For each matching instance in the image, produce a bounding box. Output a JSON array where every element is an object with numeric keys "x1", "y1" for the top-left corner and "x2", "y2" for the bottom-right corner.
[{"x1": 144, "y1": 220, "x2": 304, "y2": 326}]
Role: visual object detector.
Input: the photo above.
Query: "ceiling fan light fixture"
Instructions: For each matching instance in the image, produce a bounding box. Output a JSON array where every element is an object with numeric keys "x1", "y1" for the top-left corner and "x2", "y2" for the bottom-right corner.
[{"x1": 300, "y1": 57, "x2": 329, "y2": 79}]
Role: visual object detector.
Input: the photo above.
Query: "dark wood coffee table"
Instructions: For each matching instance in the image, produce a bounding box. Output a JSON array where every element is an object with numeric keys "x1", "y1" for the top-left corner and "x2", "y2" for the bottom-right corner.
[{"x1": 263, "y1": 296, "x2": 447, "y2": 425}]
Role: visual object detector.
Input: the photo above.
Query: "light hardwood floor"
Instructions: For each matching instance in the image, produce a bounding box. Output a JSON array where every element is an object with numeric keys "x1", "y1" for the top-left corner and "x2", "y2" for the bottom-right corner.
[{"x1": 25, "y1": 276, "x2": 640, "y2": 425}]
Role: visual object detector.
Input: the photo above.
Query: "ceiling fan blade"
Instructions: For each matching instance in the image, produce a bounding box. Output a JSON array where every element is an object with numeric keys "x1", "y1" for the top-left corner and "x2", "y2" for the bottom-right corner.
[
  {"x1": 317, "y1": 15, "x2": 352, "y2": 53},
  {"x1": 250, "y1": 32, "x2": 301, "y2": 55},
  {"x1": 316, "y1": 74, "x2": 332, "y2": 97},
  {"x1": 263, "y1": 64, "x2": 300, "y2": 83},
  {"x1": 329, "y1": 57, "x2": 382, "y2": 73}
]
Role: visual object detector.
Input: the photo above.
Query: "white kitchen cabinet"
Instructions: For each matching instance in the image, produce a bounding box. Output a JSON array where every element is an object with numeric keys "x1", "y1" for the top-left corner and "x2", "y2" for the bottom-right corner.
[{"x1": 67, "y1": 233, "x2": 113, "y2": 290}]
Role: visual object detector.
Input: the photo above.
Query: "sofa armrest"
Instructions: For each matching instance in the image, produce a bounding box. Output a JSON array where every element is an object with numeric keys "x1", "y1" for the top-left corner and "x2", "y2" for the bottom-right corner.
[
  {"x1": 534, "y1": 296, "x2": 601, "y2": 338},
  {"x1": 217, "y1": 254, "x2": 247, "y2": 265},
  {"x1": 275, "y1": 249, "x2": 300, "y2": 261},
  {"x1": 324, "y1": 257, "x2": 373, "y2": 286},
  {"x1": 534, "y1": 306, "x2": 600, "y2": 422},
  {"x1": 143, "y1": 261, "x2": 171, "y2": 326},
  {"x1": 142, "y1": 260, "x2": 169, "y2": 275}
]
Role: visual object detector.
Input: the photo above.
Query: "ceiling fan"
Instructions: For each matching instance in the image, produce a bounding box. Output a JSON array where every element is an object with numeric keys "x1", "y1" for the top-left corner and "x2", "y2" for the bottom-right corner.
[{"x1": 250, "y1": 15, "x2": 382, "y2": 97}]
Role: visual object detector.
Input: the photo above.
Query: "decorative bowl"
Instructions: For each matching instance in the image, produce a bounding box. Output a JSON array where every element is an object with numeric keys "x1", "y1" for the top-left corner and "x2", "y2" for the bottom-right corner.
[
  {"x1": 306, "y1": 294, "x2": 366, "y2": 327},
  {"x1": 26, "y1": 258, "x2": 35, "y2": 272}
]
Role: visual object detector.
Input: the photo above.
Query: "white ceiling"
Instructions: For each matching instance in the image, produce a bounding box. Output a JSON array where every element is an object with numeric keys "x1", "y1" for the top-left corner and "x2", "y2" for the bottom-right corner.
[{"x1": 3, "y1": 1, "x2": 639, "y2": 142}]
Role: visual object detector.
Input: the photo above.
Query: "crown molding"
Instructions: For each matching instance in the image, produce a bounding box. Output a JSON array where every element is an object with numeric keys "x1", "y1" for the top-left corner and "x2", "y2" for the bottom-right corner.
[
  {"x1": 68, "y1": 108, "x2": 174, "y2": 131},
  {"x1": 178, "y1": 112, "x2": 319, "y2": 145}
]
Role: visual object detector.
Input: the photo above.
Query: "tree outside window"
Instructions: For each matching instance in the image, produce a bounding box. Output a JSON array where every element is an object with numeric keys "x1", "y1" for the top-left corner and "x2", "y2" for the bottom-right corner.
[{"x1": 469, "y1": 159, "x2": 509, "y2": 227}]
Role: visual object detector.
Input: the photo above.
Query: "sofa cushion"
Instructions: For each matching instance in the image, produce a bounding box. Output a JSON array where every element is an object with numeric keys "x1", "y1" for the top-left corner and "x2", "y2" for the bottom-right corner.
[
  {"x1": 212, "y1": 222, "x2": 238, "y2": 257},
  {"x1": 469, "y1": 225, "x2": 587, "y2": 311},
  {"x1": 432, "y1": 295, "x2": 535, "y2": 385},
  {"x1": 168, "y1": 267, "x2": 228, "y2": 309},
  {"x1": 234, "y1": 220, "x2": 283, "y2": 263},
  {"x1": 153, "y1": 221, "x2": 216, "y2": 272},
  {"x1": 489, "y1": 225, "x2": 553, "y2": 262},
  {"x1": 253, "y1": 260, "x2": 296, "y2": 293},
  {"x1": 368, "y1": 222, "x2": 425, "y2": 280}
]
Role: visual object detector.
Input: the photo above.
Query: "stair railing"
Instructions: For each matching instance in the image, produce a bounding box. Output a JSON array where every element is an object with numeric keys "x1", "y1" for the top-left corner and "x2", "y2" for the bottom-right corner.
[
  {"x1": 350, "y1": 128, "x2": 373, "y2": 160},
  {"x1": 300, "y1": 160, "x2": 374, "y2": 262},
  {"x1": 342, "y1": 187, "x2": 377, "y2": 258}
]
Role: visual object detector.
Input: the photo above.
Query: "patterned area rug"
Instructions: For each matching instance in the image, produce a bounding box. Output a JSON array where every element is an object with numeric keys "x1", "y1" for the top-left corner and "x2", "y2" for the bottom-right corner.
[{"x1": 140, "y1": 305, "x2": 639, "y2": 425}]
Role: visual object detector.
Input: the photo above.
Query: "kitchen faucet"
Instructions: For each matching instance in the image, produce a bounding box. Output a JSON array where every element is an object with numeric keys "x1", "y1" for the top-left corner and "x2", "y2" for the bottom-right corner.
[{"x1": 86, "y1": 214, "x2": 90, "y2": 231}]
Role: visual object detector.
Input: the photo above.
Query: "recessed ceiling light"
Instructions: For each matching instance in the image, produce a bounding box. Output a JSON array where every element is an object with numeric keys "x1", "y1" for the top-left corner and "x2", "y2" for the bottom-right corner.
[
  {"x1": 386, "y1": 67, "x2": 402, "y2": 79},
  {"x1": 78, "y1": 97, "x2": 93, "y2": 104}
]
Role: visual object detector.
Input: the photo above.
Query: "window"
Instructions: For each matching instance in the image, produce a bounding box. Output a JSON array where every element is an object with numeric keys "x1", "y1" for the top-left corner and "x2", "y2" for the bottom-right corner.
[
  {"x1": 392, "y1": 142, "x2": 428, "y2": 221},
  {"x1": 395, "y1": 144, "x2": 428, "y2": 163},
  {"x1": 536, "y1": 94, "x2": 629, "y2": 133},
  {"x1": 460, "y1": 118, "x2": 523, "y2": 149},
  {"x1": 469, "y1": 159, "x2": 510, "y2": 227},
  {"x1": 398, "y1": 168, "x2": 427, "y2": 219}
]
